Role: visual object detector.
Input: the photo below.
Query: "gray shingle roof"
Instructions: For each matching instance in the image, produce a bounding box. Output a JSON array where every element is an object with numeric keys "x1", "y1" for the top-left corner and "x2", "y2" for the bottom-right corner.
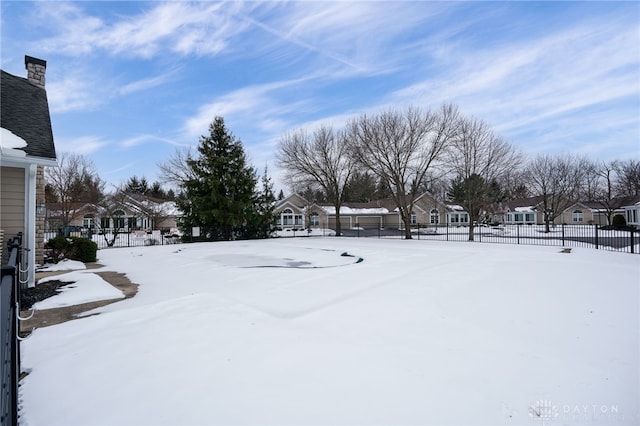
[{"x1": 1, "y1": 69, "x2": 56, "y2": 160}]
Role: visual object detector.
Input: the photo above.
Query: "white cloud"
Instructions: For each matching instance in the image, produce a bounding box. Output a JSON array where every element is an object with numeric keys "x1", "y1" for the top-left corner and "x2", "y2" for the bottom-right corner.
[
  {"x1": 384, "y1": 13, "x2": 639, "y2": 156},
  {"x1": 120, "y1": 134, "x2": 189, "y2": 149},
  {"x1": 34, "y1": 2, "x2": 249, "y2": 59},
  {"x1": 183, "y1": 77, "x2": 312, "y2": 139},
  {"x1": 245, "y1": 2, "x2": 457, "y2": 77},
  {"x1": 47, "y1": 64, "x2": 178, "y2": 114},
  {"x1": 55, "y1": 136, "x2": 107, "y2": 155},
  {"x1": 46, "y1": 71, "x2": 106, "y2": 113},
  {"x1": 117, "y1": 69, "x2": 180, "y2": 96}
]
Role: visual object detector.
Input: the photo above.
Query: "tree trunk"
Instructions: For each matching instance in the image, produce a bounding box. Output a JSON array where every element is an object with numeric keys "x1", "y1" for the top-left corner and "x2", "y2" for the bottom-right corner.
[
  {"x1": 334, "y1": 203, "x2": 342, "y2": 236},
  {"x1": 403, "y1": 214, "x2": 413, "y2": 239},
  {"x1": 468, "y1": 223, "x2": 475, "y2": 241}
]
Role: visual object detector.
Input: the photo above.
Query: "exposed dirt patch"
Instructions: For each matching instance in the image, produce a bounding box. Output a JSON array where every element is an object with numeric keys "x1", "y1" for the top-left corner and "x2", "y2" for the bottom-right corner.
[{"x1": 19, "y1": 263, "x2": 138, "y2": 333}]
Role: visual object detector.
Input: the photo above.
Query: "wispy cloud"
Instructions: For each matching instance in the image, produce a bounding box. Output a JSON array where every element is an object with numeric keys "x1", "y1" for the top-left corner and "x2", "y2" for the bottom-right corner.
[
  {"x1": 245, "y1": 2, "x2": 457, "y2": 78},
  {"x1": 55, "y1": 136, "x2": 107, "y2": 155},
  {"x1": 120, "y1": 134, "x2": 190, "y2": 149},
  {"x1": 117, "y1": 68, "x2": 181, "y2": 96},
  {"x1": 385, "y1": 10, "x2": 639, "y2": 156},
  {"x1": 47, "y1": 64, "x2": 179, "y2": 114},
  {"x1": 34, "y1": 2, "x2": 248, "y2": 59},
  {"x1": 47, "y1": 74, "x2": 105, "y2": 113},
  {"x1": 183, "y1": 77, "x2": 313, "y2": 140}
]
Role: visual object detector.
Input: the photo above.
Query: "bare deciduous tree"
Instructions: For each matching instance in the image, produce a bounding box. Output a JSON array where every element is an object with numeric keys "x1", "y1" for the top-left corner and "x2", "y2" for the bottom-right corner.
[
  {"x1": 94, "y1": 187, "x2": 132, "y2": 247},
  {"x1": 580, "y1": 160, "x2": 618, "y2": 225},
  {"x1": 277, "y1": 125, "x2": 356, "y2": 235},
  {"x1": 157, "y1": 146, "x2": 197, "y2": 188},
  {"x1": 446, "y1": 116, "x2": 522, "y2": 240},
  {"x1": 526, "y1": 154, "x2": 584, "y2": 232},
  {"x1": 348, "y1": 105, "x2": 459, "y2": 239},
  {"x1": 45, "y1": 152, "x2": 104, "y2": 231},
  {"x1": 614, "y1": 159, "x2": 640, "y2": 198}
]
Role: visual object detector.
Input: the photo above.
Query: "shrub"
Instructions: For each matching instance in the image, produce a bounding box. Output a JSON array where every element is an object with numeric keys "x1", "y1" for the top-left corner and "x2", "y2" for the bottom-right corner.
[
  {"x1": 44, "y1": 237, "x2": 72, "y2": 263},
  {"x1": 44, "y1": 237, "x2": 97, "y2": 263},
  {"x1": 69, "y1": 237, "x2": 98, "y2": 263},
  {"x1": 612, "y1": 214, "x2": 627, "y2": 229}
]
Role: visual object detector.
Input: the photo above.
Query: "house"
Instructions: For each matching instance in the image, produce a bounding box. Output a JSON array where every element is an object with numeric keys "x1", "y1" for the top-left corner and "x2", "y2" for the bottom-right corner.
[
  {"x1": 621, "y1": 196, "x2": 640, "y2": 229},
  {"x1": 502, "y1": 196, "x2": 544, "y2": 225},
  {"x1": 47, "y1": 194, "x2": 179, "y2": 235},
  {"x1": 274, "y1": 193, "x2": 311, "y2": 229},
  {"x1": 274, "y1": 192, "x2": 471, "y2": 232},
  {"x1": 321, "y1": 199, "x2": 398, "y2": 230},
  {"x1": 1, "y1": 56, "x2": 57, "y2": 285},
  {"x1": 558, "y1": 202, "x2": 597, "y2": 225},
  {"x1": 274, "y1": 194, "x2": 397, "y2": 231},
  {"x1": 558, "y1": 201, "x2": 625, "y2": 226},
  {"x1": 412, "y1": 192, "x2": 470, "y2": 226}
]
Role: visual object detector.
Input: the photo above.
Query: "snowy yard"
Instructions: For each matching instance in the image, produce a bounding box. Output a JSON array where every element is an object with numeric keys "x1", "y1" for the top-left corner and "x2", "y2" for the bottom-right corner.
[{"x1": 20, "y1": 239, "x2": 639, "y2": 425}]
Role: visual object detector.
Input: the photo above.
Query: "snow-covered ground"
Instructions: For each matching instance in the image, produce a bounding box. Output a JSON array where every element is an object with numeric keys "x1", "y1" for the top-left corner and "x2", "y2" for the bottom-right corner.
[
  {"x1": 35, "y1": 272, "x2": 124, "y2": 310},
  {"x1": 20, "y1": 239, "x2": 639, "y2": 425}
]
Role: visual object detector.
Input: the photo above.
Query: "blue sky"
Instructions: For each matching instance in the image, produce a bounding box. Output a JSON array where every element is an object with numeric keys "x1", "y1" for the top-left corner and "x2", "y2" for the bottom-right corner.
[{"x1": 2, "y1": 1, "x2": 639, "y2": 192}]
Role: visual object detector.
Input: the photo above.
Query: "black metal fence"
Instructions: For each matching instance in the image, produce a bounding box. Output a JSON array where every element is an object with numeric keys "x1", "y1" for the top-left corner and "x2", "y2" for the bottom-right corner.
[
  {"x1": 297, "y1": 223, "x2": 639, "y2": 254},
  {"x1": 46, "y1": 224, "x2": 639, "y2": 255},
  {"x1": 45, "y1": 231, "x2": 182, "y2": 250},
  {"x1": 1, "y1": 234, "x2": 22, "y2": 426}
]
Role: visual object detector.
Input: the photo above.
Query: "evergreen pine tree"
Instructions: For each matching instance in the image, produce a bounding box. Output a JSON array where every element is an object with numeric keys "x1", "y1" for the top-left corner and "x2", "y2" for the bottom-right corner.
[
  {"x1": 177, "y1": 117, "x2": 258, "y2": 241},
  {"x1": 247, "y1": 166, "x2": 277, "y2": 239},
  {"x1": 449, "y1": 173, "x2": 489, "y2": 241}
]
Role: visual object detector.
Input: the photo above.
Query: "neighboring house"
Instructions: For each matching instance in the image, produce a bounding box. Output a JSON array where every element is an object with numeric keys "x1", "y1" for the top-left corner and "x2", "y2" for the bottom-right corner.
[
  {"x1": 502, "y1": 196, "x2": 544, "y2": 225},
  {"x1": 321, "y1": 200, "x2": 398, "y2": 230},
  {"x1": 48, "y1": 194, "x2": 179, "y2": 234},
  {"x1": 558, "y1": 201, "x2": 625, "y2": 226},
  {"x1": 274, "y1": 193, "x2": 313, "y2": 229},
  {"x1": 274, "y1": 194, "x2": 398, "y2": 231},
  {"x1": 621, "y1": 196, "x2": 640, "y2": 229},
  {"x1": 274, "y1": 192, "x2": 471, "y2": 231},
  {"x1": 412, "y1": 192, "x2": 470, "y2": 226},
  {"x1": 1, "y1": 56, "x2": 57, "y2": 285},
  {"x1": 558, "y1": 202, "x2": 597, "y2": 225}
]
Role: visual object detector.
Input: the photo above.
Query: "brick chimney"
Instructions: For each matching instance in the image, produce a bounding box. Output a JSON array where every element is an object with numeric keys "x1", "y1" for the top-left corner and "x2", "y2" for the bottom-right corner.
[{"x1": 25, "y1": 55, "x2": 46, "y2": 88}]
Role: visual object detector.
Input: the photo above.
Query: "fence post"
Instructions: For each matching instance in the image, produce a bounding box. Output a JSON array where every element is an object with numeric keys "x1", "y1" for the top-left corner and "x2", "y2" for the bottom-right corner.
[
  {"x1": 595, "y1": 224, "x2": 599, "y2": 250},
  {"x1": 517, "y1": 225, "x2": 520, "y2": 245},
  {"x1": 561, "y1": 223, "x2": 565, "y2": 246},
  {"x1": 631, "y1": 230, "x2": 635, "y2": 254}
]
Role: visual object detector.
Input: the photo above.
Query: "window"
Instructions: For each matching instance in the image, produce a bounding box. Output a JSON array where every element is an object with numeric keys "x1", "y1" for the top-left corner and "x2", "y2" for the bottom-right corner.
[
  {"x1": 525, "y1": 213, "x2": 534, "y2": 222},
  {"x1": 514, "y1": 213, "x2": 523, "y2": 222},
  {"x1": 572, "y1": 209, "x2": 584, "y2": 222},
  {"x1": 310, "y1": 212, "x2": 319, "y2": 226},
  {"x1": 101, "y1": 217, "x2": 110, "y2": 229},
  {"x1": 113, "y1": 210, "x2": 125, "y2": 229},
  {"x1": 410, "y1": 211, "x2": 417, "y2": 225},
  {"x1": 450, "y1": 213, "x2": 459, "y2": 223},
  {"x1": 282, "y1": 208, "x2": 294, "y2": 226},
  {"x1": 83, "y1": 214, "x2": 94, "y2": 228},
  {"x1": 430, "y1": 209, "x2": 439, "y2": 224},
  {"x1": 128, "y1": 217, "x2": 137, "y2": 229}
]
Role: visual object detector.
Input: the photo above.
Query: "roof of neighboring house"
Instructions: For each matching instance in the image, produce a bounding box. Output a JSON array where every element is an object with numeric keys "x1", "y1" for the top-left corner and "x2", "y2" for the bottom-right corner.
[
  {"x1": 505, "y1": 195, "x2": 545, "y2": 212},
  {"x1": 0, "y1": 69, "x2": 56, "y2": 161},
  {"x1": 620, "y1": 195, "x2": 640, "y2": 207}
]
